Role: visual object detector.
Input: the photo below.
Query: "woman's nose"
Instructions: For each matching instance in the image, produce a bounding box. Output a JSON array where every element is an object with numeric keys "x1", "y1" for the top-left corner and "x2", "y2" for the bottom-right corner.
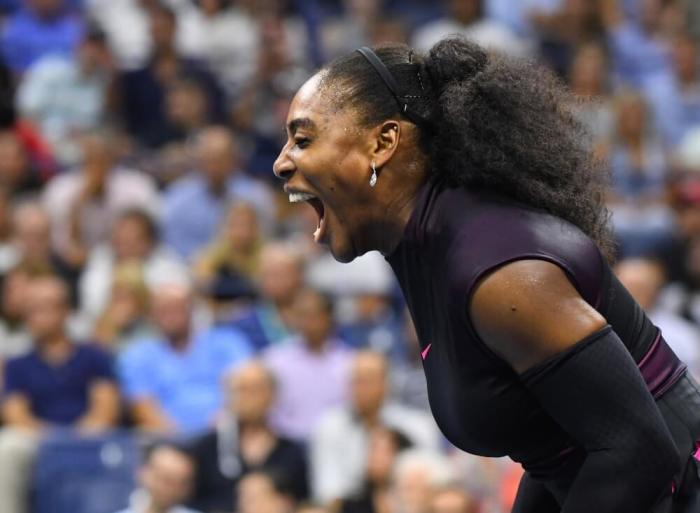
[{"x1": 273, "y1": 150, "x2": 294, "y2": 181}]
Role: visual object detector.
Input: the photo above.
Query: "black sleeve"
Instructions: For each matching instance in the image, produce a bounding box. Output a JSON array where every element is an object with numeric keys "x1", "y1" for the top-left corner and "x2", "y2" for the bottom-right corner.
[
  {"x1": 521, "y1": 326, "x2": 681, "y2": 513},
  {"x1": 512, "y1": 472, "x2": 561, "y2": 513}
]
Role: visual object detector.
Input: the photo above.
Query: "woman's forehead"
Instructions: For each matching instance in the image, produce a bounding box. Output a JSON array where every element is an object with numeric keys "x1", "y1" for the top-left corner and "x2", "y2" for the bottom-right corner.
[{"x1": 287, "y1": 72, "x2": 353, "y2": 129}]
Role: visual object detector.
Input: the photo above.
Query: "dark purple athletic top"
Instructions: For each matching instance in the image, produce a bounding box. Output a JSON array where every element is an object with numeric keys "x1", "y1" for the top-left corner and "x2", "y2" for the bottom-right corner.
[{"x1": 386, "y1": 177, "x2": 686, "y2": 475}]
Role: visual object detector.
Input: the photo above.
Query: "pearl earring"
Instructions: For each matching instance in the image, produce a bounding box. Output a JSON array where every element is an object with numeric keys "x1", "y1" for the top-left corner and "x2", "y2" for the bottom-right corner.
[{"x1": 370, "y1": 161, "x2": 377, "y2": 188}]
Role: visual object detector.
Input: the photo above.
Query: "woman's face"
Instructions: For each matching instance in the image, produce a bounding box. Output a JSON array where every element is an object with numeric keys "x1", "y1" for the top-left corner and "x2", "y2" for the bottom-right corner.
[{"x1": 273, "y1": 74, "x2": 378, "y2": 263}]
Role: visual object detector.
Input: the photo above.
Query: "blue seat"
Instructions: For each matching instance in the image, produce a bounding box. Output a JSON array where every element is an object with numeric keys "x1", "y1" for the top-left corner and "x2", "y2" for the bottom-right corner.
[{"x1": 31, "y1": 431, "x2": 139, "y2": 513}]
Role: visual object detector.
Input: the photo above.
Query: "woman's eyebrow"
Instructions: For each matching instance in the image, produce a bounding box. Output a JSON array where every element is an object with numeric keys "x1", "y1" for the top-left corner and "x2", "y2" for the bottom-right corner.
[{"x1": 287, "y1": 117, "x2": 316, "y2": 135}]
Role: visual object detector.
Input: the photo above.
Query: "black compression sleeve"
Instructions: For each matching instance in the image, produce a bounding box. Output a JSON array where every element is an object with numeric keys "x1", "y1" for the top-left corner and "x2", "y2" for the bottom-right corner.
[{"x1": 521, "y1": 326, "x2": 681, "y2": 513}]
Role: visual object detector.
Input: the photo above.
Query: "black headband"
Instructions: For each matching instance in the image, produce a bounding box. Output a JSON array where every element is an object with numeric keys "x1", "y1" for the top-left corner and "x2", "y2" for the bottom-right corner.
[{"x1": 355, "y1": 46, "x2": 431, "y2": 128}]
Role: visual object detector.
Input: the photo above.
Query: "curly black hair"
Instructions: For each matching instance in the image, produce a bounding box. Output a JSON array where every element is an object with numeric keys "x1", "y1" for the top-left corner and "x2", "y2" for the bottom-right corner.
[{"x1": 320, "y1": 37, "x2": 613, "y2": 260}]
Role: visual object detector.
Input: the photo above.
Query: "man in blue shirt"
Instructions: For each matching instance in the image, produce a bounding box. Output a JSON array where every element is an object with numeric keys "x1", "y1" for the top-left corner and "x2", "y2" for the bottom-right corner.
[
  {"x1": 0, "y1": 274, "x2": 120, "y2": 513},
  {"x1": 1, "y1": 0, "x2": 84, "y2": 74},
  {"x1": 118, "y1": 282, "x2": 253, "y2": 435},
  {"x1": 162, "y1": 126, "x2": 274, "y2": 260}
]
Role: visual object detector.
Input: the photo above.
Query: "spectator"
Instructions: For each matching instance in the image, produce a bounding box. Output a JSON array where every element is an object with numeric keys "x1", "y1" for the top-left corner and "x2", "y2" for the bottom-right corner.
[
  {"x1": 116, "y1": 442, "x2": 201, "y2": 513},
  {"x1": 118, "y1": 2, "x2": 223, "y2": 148},
  {"x1": 0, "y1": 188, "x2": 13, "y2": 273},
  {"x1": 17, "y1": 25, "x2": 113, "y2": 165},
  {"x1": 336, "y1": 426, "x2": 413, "y2": 513},
  {"x1": 0, "y1": 131, "x2": 44, "y2": 196},
  {"x1": 311, "y1": 350, "x2": 440, "y2": 504},
  {"x1": 615, "y1": 257, "x2": 700, "y2": 380},
  {"x1": 606, "y1": 90, "x2": 676, "y2": 257},
  {"x1": 412, "y1": 0, "x2": 529, "y2": 58},
  {"x1": 162, "y1": 126, "x2": 273, "y2": 259},
  {"x1": 0, "y1": 0, "x2": 84, "y2": 75},
  {"x1": 228, "y1": 242, "x2": 302, "y2": 352},
  {"x1": 390, "y1": 450, "x2": 454, "y2": 513},
  {"x1": 92, "y1": 262, "x2": 155, "y2": 352},
  {"x1": 0, "y1": 268, "x2": 36, "y2": 359},
  {"x1": 319, "y1": 0, "x2": 386, "y2": 60},
  {"x1": 79, "y1": 208, "x2": 189, "y2": 322},
  {"x1": 10, "y1": 201, "x2": 82, "y2": 304},
  {"x1": 160, "y1": 75, "x2": 211, "y2": 147},
  {"x1": 190, "y1": 360, "x2": 308, "y2": 513},
  {"x1": 0, "y1": 275, "x2": 120, "y2": 513},
  {"x1": 264, "y1": 288, "x2": 353, "y2": 441},
  {"x1": 42, "y1": 129, "x2": 160, "y2": 267},
  {"x1": 236, "y1": 471, "x2": 296, "y2": 513},
  {"x1": 118, "y1": 282, "x2": 253, "y2": 435},
  {"x1": 429, "y1": 488, "x2": 478, "y2": 513}
]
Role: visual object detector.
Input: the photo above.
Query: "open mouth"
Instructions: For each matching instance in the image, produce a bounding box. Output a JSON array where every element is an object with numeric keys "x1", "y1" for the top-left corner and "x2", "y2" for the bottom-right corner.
[{"x1": 289, "y1": 191, "x2": 327, "y2": 242}]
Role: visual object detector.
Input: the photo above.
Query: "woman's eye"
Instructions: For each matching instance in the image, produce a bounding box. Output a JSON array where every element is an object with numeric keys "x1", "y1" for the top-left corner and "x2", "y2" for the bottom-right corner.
[{"x1": 294, "y1": 138, "x2": 310, "y2": 149}]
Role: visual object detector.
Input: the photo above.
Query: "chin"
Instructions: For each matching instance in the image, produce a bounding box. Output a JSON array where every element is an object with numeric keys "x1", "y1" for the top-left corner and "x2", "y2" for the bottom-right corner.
[{"x1": 328, "y1": 236, "x2": 359, "y2": 264}]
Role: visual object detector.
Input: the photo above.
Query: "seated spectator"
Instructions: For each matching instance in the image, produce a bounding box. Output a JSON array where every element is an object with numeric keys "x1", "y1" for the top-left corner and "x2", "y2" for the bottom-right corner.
[
  {"x1": 0, "y1": 188, "x2": 14, "y2": 273},
  {"x1": 606, "y1": 90, "x2": 676, "y2": 257},
  {"x1": 10, "y1": 200, "x2": 82, "y2": 305},
  {"x1": 160, "y1": 75, "x2": 212, "y2": 147},
  {"x1": 0, "y1": 275, "x2": 119, "y2": 513},
  {"x1": 229, "y1": 242, "x2": 303, "y2": 352},
  {"x1": 115, "y1": 442, "x2": 201, "y2": 513},
  {"x1": 0, "y1": 131, "x2": 44, "y2": 196},
  {"x1": 42, "y1": 130, "x2": 160, "y2": 267},
  {"x1": 311, "y1": 351, "x2": 440, "y2": 504},
  {"x1": 79, "y1": 208, "x2": 189, "y2": 322},
  {"x1": 411, "y1": 0, "x2": 529, "y2": 58},
  {"x1": 17, "y1": 24, "x2": 113, "y2": 166},
  {"x1": 118, "y1": 2, "x2": 223, "y2": 148},
  {"x1": 92, "y1": 262, "x2": 156, "y2": 352},
  {"x1": 390, "y1": 450, "x2": 454, "y2": 513},
  {"x1": 615, "y1": 257, "x2": 700, "y2": 379},
  {"x1": 118, "y1": 282, "x2": 253, "y2": 435},
  {"x1": 0, "y1": 268, "x2": 35, "y2": 359},
  {"x1": 193, "y1": 201, "x2": 261, "y2": 304},
  {"x1": 429, "y1": 487, "x2": 478, "y2": 513},
  {"x1": 162, "y1": 126, "x2": 273, "y2": 260},
  {"x1": 236, "y1": 471, "x2": 297, "y2": 513},
  {"x1": 336, "y1": 426, "x2": 413, "y2": 513},
  {"x1": 264, "y1": 288, "x2": 353, "y2": 441},
  {"x1": 190, "y1": 360, "x2": 308, "y2": 513},
  {"x1": 0, "y1": 0, "x2": 84, "y2": 74}
]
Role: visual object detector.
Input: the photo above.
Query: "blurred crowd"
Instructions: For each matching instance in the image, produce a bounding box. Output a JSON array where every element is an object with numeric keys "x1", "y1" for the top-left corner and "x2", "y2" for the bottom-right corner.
[{"x1": 0, "y1": 0, "x2": 698, "y2": 512}]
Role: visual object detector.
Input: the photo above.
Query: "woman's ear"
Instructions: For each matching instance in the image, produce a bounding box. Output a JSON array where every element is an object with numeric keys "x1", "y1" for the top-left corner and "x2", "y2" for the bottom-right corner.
[{"x1": 371, "y1": 120, "x2": 401, "y2": 168}]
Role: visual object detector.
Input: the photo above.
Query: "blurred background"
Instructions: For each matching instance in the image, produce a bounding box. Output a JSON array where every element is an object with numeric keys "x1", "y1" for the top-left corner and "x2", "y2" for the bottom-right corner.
[{"x1": 0, "y1": 0, "x2": 697, "y2": 512}]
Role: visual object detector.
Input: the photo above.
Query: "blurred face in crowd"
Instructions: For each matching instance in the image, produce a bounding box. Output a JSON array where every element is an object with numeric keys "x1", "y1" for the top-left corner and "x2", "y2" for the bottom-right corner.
[
  {"x1": 448, "y1": 0, "x2": 481, "y2": 24},
  {"x1": 615, "y1": 93, "x2": 647, "y2": 143},
  {"x1": 13, "y1": 203, "x2": 52, "y2": 262},
  {"x1": 150, "y1": 285, "x2": 193, "y2": 343},
  {"x1": 80, "y1": 133, "x2": 114, "y2": 182},
  {"x1": 196, "y1": 127, "x2": 238, "y2": 189},
  {"x1": 140, "y1": 446, "x2": 195, "y2": 512},
  {"x1": 78, "y1": 37, "x2": 111, "y2": 75},
  {"x1": 224, "y1": 202, "x2": 259, "y2": 252},
  {"x1": 366, "y1": 428, "x2": 402, "y2": 486},
  {"x1": 0, "y1": 132, "x2": 29, "y2": 188},
  {"x1": 2, "y1": 271, "x2": 31, "y2": 323},
  {"x1": 674, "y1": 35, "x2": 698, "y2": 85},
  {"x1": 351, "y1": 351, "x2": 388, "y2": 418},
  {"x1": 292, "y1": 289, "x2": 333, "y2": 350},
  {"x1": 393, "y1": 463, "x2": 435, "y2": 513},
  {"x1": 149, "y1": 6, "x2": 177, "y2": 52},
  {"x1": 615, "y1": 258, "x2": 666, "y2": 311},
  {"x1": 430, "y1": 489, "x2": 477, "y2": 513},
  {"x1": 569, "y1": 43, "x2": 607, "y2": 98},
  {"x1": 111, "y1": 213, "x2": 155, "y2": 262},
  {"x1": 229, "y1": 361, "x2": 276, "y2": 425},
  {"x1": 27, "y1": 0, "x2": 64, "y2": 18},
  {"x1": 165, "y1": 80, "x2": 209, "y2": 131},
  {"x1": 24, "y1": 277, "x2": 69, "y2": 342},
  {"x1": 237, "y1": 473, "x2": 292, "y2": 513},
  {"x1": 257, "y1": 245, "x2": 303, "y2": 304}
]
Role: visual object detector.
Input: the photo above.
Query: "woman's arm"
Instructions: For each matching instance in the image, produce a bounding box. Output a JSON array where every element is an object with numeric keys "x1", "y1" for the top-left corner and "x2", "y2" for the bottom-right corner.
[{"x1": 470, "y1": 260, "x2": 680, "y2": 513}]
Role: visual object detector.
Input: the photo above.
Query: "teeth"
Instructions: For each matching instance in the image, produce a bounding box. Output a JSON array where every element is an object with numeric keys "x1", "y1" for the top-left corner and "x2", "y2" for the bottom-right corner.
[{"x1": 288, "y1": 192, "x2": 316, "y2": 203}]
